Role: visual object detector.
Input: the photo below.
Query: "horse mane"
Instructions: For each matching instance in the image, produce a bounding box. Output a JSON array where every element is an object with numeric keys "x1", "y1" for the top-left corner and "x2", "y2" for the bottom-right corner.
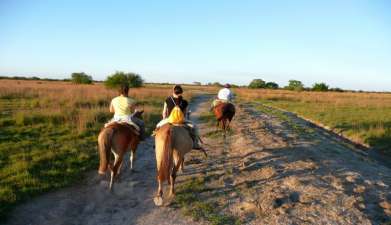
[{"x1": 157, "y1": 125, "x2": 173, "y2": 183}]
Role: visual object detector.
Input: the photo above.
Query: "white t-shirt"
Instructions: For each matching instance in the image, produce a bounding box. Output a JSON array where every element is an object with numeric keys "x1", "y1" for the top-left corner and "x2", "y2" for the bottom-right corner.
[{"x1": 217, "y1": 88, "x2": 233, "y2": 101}]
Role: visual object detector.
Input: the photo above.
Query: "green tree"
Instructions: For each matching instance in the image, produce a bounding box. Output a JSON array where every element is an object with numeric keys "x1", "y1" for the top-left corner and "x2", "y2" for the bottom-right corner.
[
  {"x1": 265, "y1": 82, "x2": 279, "y2": 89},
  {"x1": 71, "y1": 72, "x2": 93, "y2": 84},
  {"x1": 312, "y1": 82, "x2": 329, "y2": 92},
  {"x1": 104, "y1": 71, "x2": 144, "y2": 89},
  {"x1": 286, "y1": 80, "x2": 304, "y2": 91},
  {"x1": 248, "y1": 79, "x2": 266, "y2": 89}
]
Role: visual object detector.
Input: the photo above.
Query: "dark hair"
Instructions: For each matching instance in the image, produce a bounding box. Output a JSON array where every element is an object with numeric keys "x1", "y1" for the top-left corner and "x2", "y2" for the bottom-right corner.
[
  {"x1": 173, "y1": 85, "x2": 183, "y2": 95},
  {"x1": 119, "y1": 84, "x2": 129, "y2": 97}
]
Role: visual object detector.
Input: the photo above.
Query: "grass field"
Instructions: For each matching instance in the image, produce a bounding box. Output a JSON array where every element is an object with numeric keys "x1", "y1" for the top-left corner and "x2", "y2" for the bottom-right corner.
[
  {"x1": 0, "y1": 79, "x2": 209, "y2": 220},
  {"x1": 237, "y1": 88, "x2": 391, "y2": 156}
]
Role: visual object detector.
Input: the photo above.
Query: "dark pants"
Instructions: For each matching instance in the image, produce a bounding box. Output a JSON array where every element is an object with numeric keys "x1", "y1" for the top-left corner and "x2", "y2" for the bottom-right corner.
[{"x1": 131, "y1": 117, "x2": 146, "y2": 140}]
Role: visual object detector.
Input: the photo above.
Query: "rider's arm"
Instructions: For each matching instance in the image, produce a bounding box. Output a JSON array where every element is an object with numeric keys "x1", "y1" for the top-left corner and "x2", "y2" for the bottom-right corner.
[
  {"x1": 162, "y1": 102, "x2": 168, "y2": 119},
  {"x1": 109, "y1": 101, "x2": 115, "y2": 113},
  {"x1": 229, "y1": 91, "x2": 234, "y2": 101}
]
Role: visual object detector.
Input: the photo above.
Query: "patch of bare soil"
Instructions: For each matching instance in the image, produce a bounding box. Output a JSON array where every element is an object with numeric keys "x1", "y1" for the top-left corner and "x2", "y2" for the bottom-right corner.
[{"x1": 181, "y1": 100, "x2": 391, "y2": 225}]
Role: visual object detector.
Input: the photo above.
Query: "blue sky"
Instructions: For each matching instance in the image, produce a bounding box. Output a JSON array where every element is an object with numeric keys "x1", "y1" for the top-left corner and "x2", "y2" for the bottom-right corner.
[{"x1": 0, "y1": 0, "x2": 390, "y2": 91}]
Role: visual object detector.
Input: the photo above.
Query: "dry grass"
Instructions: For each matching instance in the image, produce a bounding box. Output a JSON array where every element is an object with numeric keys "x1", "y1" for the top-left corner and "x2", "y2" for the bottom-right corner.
[{"x1": 0, "y1": 80, "x2": 201, "y2": 132}]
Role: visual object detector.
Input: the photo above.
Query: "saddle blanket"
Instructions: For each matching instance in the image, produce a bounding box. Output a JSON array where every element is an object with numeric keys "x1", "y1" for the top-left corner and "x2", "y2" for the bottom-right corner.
[{"x1": 104, "y1": 116, "x2": 140, "y2": 131}]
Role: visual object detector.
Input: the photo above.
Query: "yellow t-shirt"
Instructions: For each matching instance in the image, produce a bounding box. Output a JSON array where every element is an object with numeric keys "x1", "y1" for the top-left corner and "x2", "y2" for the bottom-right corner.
[{"x1": 111, "y1": 96, "x2": 135, "y2": 116}]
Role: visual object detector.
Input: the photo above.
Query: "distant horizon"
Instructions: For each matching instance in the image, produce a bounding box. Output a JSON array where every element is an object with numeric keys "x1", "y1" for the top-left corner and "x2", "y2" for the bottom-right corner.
[
  {"x1": 2, "y1": 73, "x2": 391, "y2": 92},
  {"x1": 1, "y1": 0, "x2": 390, "y2": 91}
]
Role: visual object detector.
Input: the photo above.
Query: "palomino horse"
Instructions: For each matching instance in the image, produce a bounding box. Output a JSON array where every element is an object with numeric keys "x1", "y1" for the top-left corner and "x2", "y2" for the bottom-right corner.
[
  {"x1": 153, "y1": 123, "x2": 193, "y2": 206},
  {"x1": 213, "y1": 102, "x2": 235, "y2": 134},
  {"x1": 97, "y1": 111, "x2": 143, "y2": 191}
]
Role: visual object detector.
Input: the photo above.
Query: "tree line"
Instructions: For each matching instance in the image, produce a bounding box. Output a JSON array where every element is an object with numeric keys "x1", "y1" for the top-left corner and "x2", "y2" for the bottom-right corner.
[
  {"x1": 0, "y1": 72, "x2": 144, "y2": 89},
  {"x1": 70, "y1": 71, "x2": 144, "y2": 89},
  {"x1": 248, "y1": 79, "x2": 344, "y2": 92},
  {"x1": 0, "y1": 74, "x2": 369, "y2": 93}
]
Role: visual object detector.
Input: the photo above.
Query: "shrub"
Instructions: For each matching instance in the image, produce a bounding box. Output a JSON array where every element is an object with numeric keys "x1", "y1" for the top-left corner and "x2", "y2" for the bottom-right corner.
[
  {"x1": 312, "y1": 82, "x2": 329, "y2": 92},
  {"x1": 248, "y1": 79, "x2": 266, "y2": 89},
  {"x1": 212, "y1": 82, "x2": 223, "y2": 87},
  {"x1": 104, "y1": 71, "x2": 143, "y2": 89},
  {"x1": 265, "y1": 82, "x2": 279, "y2": 89},
  {"x1": 330, "y1": 87, "x2": 344, "y2": 92},
  {"x1": 71, "y1": 72, "x2": 93, "y2": 84},
  {"x1": 285, "y1": 80, "x2": 304, "y2": 91}
]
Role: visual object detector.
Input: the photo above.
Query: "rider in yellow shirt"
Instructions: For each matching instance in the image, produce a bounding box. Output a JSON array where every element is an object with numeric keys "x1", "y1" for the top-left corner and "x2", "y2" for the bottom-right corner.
[{"x1": 108, "y1": 84, "x2": 145, "y2": 140}]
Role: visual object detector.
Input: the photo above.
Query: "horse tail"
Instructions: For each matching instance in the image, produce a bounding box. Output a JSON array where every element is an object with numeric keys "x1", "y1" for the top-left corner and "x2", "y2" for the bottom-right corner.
[
  {"x1": 157, "y1": 126, "x2": 173, "y2": 183},
  {"x1": 98, "y1": 127, "x2": 114, "y2": 174}
]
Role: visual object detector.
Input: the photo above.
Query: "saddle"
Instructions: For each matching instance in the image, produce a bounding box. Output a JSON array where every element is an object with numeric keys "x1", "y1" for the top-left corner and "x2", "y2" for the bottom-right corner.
[{"x1": 104, "y1": 120, "x2": 140, "y2": 131}]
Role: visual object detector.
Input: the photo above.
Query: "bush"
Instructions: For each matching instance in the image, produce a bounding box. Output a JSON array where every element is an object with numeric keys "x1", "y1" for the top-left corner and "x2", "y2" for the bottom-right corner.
[
  {"x1": 212, "y1": 82, "x2": 223, "y2": 87},
  {"x1": 285, "y1": 80, "x2": 304, "y2": 91},
  {"x1": 71, "y1": 72, "x2": 93, "y2": 84},
  {"x1": 248, "y1": 79, "x2": 266, "y2": 89},
  {"x1": 265, "y1": 82, "x2": 279, "y2": 89},
  {"x1": 312, "y1": 82, "x2": 329, "y2": 92},
  {"x1": 104, "y1": 71, "x2": 143, "y2": 89},
  {"x1": 330, "y1": 87, "x2": 344, "y2": 92}
]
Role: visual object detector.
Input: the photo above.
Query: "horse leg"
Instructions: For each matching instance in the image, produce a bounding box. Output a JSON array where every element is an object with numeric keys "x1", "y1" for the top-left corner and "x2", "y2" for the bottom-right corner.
[
  {"x1": 109, "y1": 152, "x2": 123, "y2": 191},
  {"x1": 222, "y1": 119, "x2": 227, "y2": 136},
  {"x1": 179, "y1": 159, "x2": 185, "y2": 173},
  {"x1": 153, "y1": 179, "x2": 164, "y2": 206},
  {"x1": 170, "y1": 157, "x2": 183, "y2": 197},
  {"x1": 113, "y1": 152, "x2": 121, "y2": 174},
  {"x1": 129, "y1": 149, "x2": 135, "y2": 171},
  {"x1": 109, "y1": 152, "x2": 118, "y2": 191},
  {"x1": 226, "y1": 120, "x2": 231, "y2": 130}
]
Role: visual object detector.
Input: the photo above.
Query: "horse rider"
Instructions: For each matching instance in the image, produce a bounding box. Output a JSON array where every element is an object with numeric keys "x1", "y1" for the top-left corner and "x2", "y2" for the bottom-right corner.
[
  {"x1": 156, "y1": 85, "x2": 203, "y2": 150},
  {"x1": 107, "y1": 83, "x2": 146, "y2": 140},
  {"x1": 211, "y1": 83, "x2": 234, "y2": 110}
]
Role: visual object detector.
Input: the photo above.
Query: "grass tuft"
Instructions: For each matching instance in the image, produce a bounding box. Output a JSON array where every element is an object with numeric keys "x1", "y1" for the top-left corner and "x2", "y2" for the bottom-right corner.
[{"x1": 173, "y1": 178, "x2": 240, "y2": 225}]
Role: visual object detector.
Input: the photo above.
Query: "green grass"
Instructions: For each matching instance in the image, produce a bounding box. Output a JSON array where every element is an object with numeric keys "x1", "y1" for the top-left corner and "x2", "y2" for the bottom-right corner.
[
  {"x1": 172, "y1": 177, "x2": 240, "y2": 225},
  {"x1": 0, "y1": 97, "x2": 161, "y2": 221},
  {"x1": 257, "y1": 99, "x2": 391, "y2": 155},
  {"x1": 253, "y1": 103, "x2": 315, "y2": 136}
]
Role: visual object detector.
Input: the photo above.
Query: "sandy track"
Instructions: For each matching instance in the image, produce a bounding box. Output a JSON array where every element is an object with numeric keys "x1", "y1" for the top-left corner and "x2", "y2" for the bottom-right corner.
[
  {"x1": 184, "y1": 99, "x2": 391, "y2": 225},
  {"x1": 6, "y1": 95, "x2": 391, "y2": 225}
]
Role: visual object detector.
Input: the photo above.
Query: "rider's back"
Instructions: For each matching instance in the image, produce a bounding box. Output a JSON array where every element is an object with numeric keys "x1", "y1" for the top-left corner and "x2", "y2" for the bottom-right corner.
[
  {"x1": 111, "y1": 96, "x2": 135, "y2": 116},
  {"x1": 217, "y1": 88, "x2": 233, "y2": 101}
]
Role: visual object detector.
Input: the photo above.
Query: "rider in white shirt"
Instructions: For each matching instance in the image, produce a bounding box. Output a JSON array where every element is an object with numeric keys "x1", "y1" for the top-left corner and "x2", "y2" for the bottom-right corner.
[
  {"x1": 217, "y1": 84, "x2": 234, "y2": 101},
  {"x1": 211, "y1": 83, "x2": 234, "y2": 110}
]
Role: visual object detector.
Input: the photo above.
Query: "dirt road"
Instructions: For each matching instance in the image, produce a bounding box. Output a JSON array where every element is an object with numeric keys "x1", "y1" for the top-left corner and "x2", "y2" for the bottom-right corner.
[{"x1": 6, "y1": 95, "x2": 391, "y2": 225}]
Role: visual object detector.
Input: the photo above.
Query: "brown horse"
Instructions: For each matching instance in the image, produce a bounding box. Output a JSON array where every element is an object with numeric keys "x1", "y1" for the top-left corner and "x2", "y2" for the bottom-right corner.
[
  {"x1": 97, "y1": 111, "x2": 143, "y2": 191},
  {"x1": 213, "y1": 102, "x2": 235, "y2": 134},
  {"x1": 153, "y1": 124, "x2": 193, "y2": 206}
]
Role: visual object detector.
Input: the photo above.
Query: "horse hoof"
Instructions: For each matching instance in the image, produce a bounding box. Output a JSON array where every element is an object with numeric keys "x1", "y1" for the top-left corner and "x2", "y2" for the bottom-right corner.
[{"x1": 153, "y1": 196, "x2": 163, "y2": 206}]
